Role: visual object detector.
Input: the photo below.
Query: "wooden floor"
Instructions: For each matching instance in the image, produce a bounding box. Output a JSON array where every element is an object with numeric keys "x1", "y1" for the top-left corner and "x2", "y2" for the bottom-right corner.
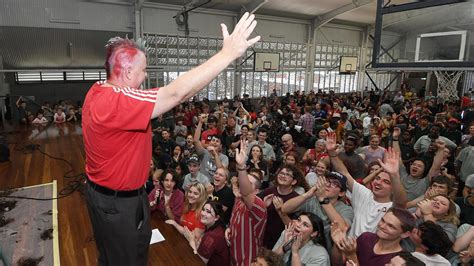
[{"x1": 0, "y1": 122, "x2": 203, "y2": 266}]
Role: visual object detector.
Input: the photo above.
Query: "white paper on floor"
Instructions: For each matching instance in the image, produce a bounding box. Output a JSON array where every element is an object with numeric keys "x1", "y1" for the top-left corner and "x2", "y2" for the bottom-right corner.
[{"x1": 149, "y1": 228, "x2": 165, "y2": 245}]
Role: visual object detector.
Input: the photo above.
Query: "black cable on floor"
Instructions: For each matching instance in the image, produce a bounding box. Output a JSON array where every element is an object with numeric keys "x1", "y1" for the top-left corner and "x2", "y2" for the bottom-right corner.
[{"x1": 1, "y1": 142, "x2": 86, "y2": 201}]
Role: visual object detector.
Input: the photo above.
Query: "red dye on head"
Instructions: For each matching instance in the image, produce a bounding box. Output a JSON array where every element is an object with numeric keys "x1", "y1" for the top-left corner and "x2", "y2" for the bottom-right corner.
[{"x1": 111, "y1": 47, "x2": 139, "y2": 78}]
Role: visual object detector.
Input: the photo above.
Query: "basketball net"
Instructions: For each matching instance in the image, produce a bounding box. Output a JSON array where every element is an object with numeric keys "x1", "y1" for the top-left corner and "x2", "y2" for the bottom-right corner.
[{"x1": 434, "y1": 71, "x2": 463, "y2": 103}]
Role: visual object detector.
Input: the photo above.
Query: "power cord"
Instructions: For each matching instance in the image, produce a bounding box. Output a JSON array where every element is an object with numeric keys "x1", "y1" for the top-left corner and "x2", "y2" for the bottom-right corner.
[{"x1": 1, "y1": 142, "x2": 86, "y2": 201}]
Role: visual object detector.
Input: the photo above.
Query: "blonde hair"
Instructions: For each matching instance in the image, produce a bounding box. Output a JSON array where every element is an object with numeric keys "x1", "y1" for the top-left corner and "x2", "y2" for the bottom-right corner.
[
  {"x1": 182, "y1": 183, "x2": 207, "y2": 220},
  {"x1": 430, "y1": 194, "x2": 460, "y2": 226}
]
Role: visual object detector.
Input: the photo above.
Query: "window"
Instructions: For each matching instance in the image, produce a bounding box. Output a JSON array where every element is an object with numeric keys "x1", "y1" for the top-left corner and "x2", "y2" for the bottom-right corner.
[{"x1": 16, "y1": 71, "x2": 105, "y2": 84}]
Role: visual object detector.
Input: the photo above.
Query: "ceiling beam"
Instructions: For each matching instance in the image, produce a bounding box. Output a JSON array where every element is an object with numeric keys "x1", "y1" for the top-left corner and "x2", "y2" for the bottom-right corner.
[
  {"x1": 314, "y1": 0, "x2": 373, "y2": 29},
  {"x1": 136, "y1": 0, "x2": 145, "y2": 10},
  {"x1": 242, "y1": 0, "x2": 268, "y2": 14}
]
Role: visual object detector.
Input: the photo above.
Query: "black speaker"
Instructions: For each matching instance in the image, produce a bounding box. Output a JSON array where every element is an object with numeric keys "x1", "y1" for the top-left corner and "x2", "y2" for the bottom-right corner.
[{"x1": 0, "y1": 144, "x2": 9, "y2": 162}]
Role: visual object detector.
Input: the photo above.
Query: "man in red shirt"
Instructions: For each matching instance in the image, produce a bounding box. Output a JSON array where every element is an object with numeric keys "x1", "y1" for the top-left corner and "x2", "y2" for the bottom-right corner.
[
  {"x1": 227, "y1": 140, "x2": 267, "y2": 265},
  {"x1": 82, "y1": 13, "x2": 260, "y2": 266}
]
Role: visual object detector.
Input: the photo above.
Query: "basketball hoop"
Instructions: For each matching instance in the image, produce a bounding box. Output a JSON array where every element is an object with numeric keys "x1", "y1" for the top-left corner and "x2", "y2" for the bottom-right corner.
[{"x1": 434, "y1": 71, "x2": 463, "y2": 103}]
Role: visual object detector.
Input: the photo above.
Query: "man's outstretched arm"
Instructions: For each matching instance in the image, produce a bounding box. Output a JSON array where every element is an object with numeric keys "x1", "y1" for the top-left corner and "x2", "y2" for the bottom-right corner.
[{"x1": 151, "y1": 13, "x2": 260, "y2": 118}]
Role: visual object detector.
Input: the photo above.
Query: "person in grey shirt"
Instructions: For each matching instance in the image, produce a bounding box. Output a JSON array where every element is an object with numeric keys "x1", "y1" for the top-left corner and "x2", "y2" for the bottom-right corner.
[
  {"x1": 182, "y1": 156, "x2": 211, "y2": 191},
  {"x1": 246, "y1": 127, "x2": 276, "y2": 164},
  {"x1": 281, "y1": 171, "x2": 353, "y2": 255},
  {"x1": 194, "y1": 115, "x2": 229, "y2": 180},
  {"x1": 379, "y1": 99, "x2": 395, "y2": 118},
  {"x1": 273, "y1": 212, "x2": 330, "y2": 266},
  {"x1": 393, "y1": 127, "x2": 447, "y2": 201},
  {"x1": 456, "y1": 139, "x2": 474, "y2": 183},
  {"x1": 414, "y1": 124, "x2": 456, "y2": 154}
]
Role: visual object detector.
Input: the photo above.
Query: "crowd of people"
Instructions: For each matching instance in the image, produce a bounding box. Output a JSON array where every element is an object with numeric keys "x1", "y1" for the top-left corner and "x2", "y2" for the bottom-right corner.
[
  {"x1": 15, "y1": 96, "x2": 81, "y2": 125},
  {"x1": 147, "y1": 87, "x2": 474, "y2": 265}
]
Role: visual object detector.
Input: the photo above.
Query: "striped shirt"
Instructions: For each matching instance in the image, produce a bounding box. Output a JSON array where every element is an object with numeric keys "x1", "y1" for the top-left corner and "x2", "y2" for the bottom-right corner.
[
  {"x1": 298, "y1": 113, "x2": 315, "y2": 135},
  {"x1": 229, "y1": 197, "x2": 267, "y2": 266}
]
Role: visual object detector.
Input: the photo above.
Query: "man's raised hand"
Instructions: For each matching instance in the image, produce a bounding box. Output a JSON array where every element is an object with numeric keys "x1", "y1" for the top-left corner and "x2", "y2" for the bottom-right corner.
[{"x1": 221, "y1": 12, "x2": 260, "y2": 61}]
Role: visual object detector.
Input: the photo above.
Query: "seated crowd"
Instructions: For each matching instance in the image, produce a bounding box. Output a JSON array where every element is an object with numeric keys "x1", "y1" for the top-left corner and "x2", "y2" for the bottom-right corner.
[
  {"x1": 144, "y1": 87, "x2": 474, "y2": 266},
  {"x1": 15, "y1": 96, "x2": 81, "y2": 125}
]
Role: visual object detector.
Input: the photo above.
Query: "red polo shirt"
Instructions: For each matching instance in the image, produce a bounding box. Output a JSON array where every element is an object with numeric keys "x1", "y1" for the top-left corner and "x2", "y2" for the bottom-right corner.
[{"x1": 82, "y1": 81, "x2": 158, "y2": 190}]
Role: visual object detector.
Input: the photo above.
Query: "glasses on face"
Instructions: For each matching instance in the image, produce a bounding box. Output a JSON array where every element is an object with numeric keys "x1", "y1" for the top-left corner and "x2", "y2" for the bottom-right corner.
[
  {"x1": 327, "y1": 180, "x2": 341, "y2": 188},
  {"x1": 279, "y1": 171, "x2": 293, "y2": 178}
]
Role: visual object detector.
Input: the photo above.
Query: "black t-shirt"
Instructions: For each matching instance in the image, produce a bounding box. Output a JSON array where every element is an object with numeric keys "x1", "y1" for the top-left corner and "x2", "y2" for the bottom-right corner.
[
  {"x1": 153, "y1": 153, "x2": 172, "y2": 170},
  {"x1": 17, "y1": 107, "x2": 27, "y2": 122},
  {"x1": 412, "y1": 126, "x2": 430, "y2": 143},
  {"x1": 399, "y1": 141, "x2": 415, "y2": 162},
  {"x1": 159, "y1": 139, "x2": 176, "y2": 155},
  {"x1": 442, "y1": 129, "x2": 463, "y2": 145},
  {"x1": 455, "y1": 197, "x2": 474, "y2": 225},
  {"x1": 213, "y1": 185, "x2": 235, "y2": 225}
]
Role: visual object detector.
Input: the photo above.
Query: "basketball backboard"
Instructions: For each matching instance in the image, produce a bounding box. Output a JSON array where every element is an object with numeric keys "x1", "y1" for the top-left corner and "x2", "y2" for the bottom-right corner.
[
  {"x1": 339, "y1": 56, "x2": 358, "y2": 74},
  {"x1": 372, "y1": 0, "x2": 474, "y2": 70},
  {"x1": 254, "y1": 52, "x2": 280, "y2": 72}
]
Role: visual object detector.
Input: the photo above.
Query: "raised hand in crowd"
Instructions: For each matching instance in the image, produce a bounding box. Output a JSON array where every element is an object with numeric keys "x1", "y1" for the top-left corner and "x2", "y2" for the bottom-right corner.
[
  {"x1": 263, "y1": 194, "x2": 274, "y2": 207},
  {"x1": 392, "y1": 127, "x2": 401, "y2": 139},
  {"x1": 459, "y1": 240, "x2": 474, "y2": 265},
  {"x1": 314, "y1": 177, "x2": 329, "y2": 201},
  {"x1": 235, "y1": 140, "x2": 248, "y2": 167},
  {"x1": 326, "y1": 132, "x2": 337, "y2": 152},
  {"x1": 416, "y1": 199, "x2": 435, "y2": 222},
  {"x1": 272, "y1": 196, "x2": 284, "y2": 211},
  {"x1": 330, "y1": 222, "x2": 347, "y2": 248},
  {"x1": 337, "y1": 237, "x2": 358, "y2": 263},
  {"x1": 377, "y1": 147, "x2": 400, "y2": 177}
]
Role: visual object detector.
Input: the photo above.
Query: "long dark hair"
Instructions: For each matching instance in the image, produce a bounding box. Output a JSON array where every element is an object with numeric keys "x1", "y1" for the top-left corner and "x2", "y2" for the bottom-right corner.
[
  {"x1": 205, "y1": 200, "x2": 225, "y2": 231},
  {"x1": 298, "y1": 212, "x2": 327, "y2": 249},
  {"x1": 249, "y1": 144, "x2": 263, "y2": 161}
]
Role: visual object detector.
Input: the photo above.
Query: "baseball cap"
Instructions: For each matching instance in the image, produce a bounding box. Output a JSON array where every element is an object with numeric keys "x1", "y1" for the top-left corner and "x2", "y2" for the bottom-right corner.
[
  {"x1": 187, "y1": 156, "x2": 199, "y2": 165},
  {"x1": 326, "y1": 171, "x2": 348, "y2": 192},
  {"x1": 465, "y1": 174, "x2": 474, "y2": 188}
]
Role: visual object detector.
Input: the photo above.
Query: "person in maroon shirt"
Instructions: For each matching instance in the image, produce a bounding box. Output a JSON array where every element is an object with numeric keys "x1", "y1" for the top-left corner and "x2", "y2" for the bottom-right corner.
[
  {"x1": 82, "y1": 13, "x2": 260, "y2": 265},
  {"x1": 332, "y1": 208, "x2": 415, "y2": 265},
  {"x1": 260, "y1": 165, "x2": 303, "y2": 249},
  {"x1": 186, "y1": 200, "x2": 231, "y2": 266},
  {"x1": 148, "y1": 170, "x2": 184, "y2": 222}
]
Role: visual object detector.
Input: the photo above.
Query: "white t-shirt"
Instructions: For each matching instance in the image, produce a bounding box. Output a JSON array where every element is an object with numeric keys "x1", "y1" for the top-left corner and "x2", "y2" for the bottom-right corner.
[
  {"x1": 412, "y1": 252, "x2": 450, "y2": 266},
  {"x1": 348, "y1": 182, "x2": 393, "y2": 237}
]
